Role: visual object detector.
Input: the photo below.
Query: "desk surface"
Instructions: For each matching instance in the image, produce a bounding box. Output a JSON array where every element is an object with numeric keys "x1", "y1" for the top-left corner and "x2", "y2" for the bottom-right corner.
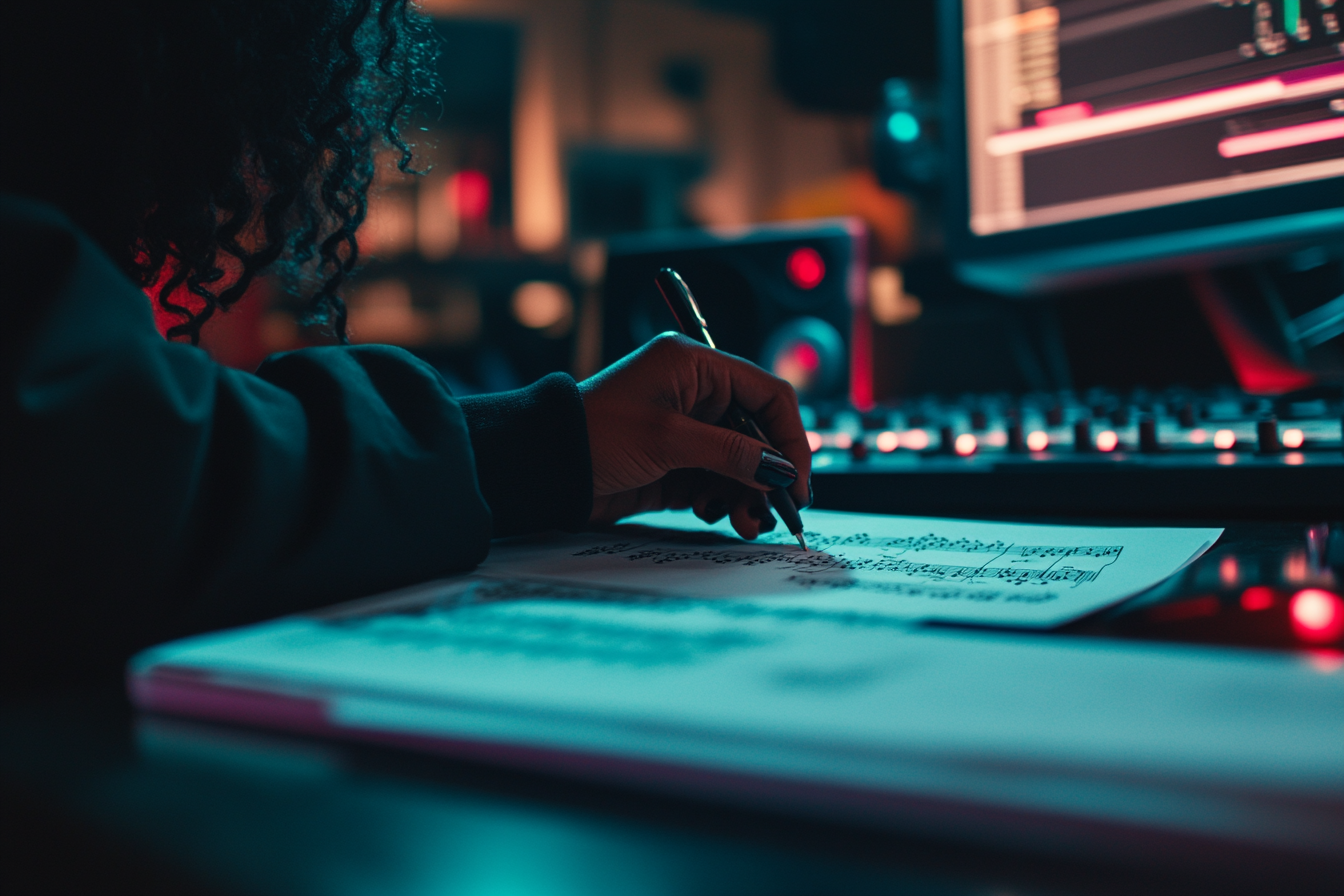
[{"x1": 4, "y1": 521, "x2": 1341, "y2": 896}]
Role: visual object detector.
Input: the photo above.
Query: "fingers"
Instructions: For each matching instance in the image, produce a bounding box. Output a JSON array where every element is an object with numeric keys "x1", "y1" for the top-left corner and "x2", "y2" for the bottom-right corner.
[
  {"x1": 582, "y1": 333, "x2": 812, "y2": 510},
  {"x1": 729, "y1": 492, "x2": 775, "y2": 540},
  {"x1": 687, "y1": 473, "x2": 756, "y2": 526},
  {"x1": 661, "y1": 414, "x2": 799, "y2": 494},
  {"x1": 672, "y1": 468, "x2": 776, "y2": 540},
  {"x1": 593, "y1": 468, "x2": 777, "y2": 541},
  {"x1": 681, "y1": 338, "x2": 812, "y2": 510}
]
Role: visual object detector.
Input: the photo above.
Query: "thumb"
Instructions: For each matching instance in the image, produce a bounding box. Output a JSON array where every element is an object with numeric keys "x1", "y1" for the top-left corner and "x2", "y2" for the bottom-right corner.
[{"x1": 661, "y1": 415, "x2": 799, "y2": 492}]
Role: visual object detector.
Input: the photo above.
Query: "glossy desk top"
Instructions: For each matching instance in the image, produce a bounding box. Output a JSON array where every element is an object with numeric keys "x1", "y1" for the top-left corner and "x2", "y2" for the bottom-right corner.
[{"x1": 3, "y1": 520, "x2": 1341, "y2": 896}]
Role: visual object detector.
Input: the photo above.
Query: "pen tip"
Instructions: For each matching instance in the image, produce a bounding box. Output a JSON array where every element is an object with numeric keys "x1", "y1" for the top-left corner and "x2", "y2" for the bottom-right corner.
[{"x1": 796, "y1": 533, "x2": 808, "y2": 551}]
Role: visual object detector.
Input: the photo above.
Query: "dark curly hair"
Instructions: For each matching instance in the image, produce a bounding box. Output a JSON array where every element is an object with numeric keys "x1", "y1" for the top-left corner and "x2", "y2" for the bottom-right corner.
[{"x1": 0, "y1": 1, "x2": 437, "y2": 344}]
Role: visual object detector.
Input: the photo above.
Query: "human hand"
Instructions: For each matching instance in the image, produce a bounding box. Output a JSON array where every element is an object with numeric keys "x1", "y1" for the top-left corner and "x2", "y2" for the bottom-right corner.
[{"x1": 579, "y1": 333, "x2": 812, "y2": 539}]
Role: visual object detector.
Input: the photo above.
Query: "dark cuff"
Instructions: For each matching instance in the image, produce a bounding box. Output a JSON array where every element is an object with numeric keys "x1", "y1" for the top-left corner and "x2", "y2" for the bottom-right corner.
[{"x1": 460, "y1": 372, "x2": 593, "y2": 538}]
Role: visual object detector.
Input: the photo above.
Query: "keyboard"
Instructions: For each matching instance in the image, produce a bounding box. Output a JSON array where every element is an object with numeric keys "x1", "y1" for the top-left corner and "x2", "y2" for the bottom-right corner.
[{"x1": 804, "y1": 387, "x2": 1344, "y2": 520}]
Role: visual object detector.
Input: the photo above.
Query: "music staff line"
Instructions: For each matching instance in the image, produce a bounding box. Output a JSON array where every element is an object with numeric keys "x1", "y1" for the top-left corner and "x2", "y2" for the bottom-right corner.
[{"x1": 574, "y1": 533, "x2": 1124, "y2": 587}]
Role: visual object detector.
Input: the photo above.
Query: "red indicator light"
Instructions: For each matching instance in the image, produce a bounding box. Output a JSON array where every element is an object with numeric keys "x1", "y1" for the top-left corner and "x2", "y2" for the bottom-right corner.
[
  {"x1": 1095, "y1": 430, "x2": 1119, "y2": 452},
  {"x1": 785, "y1": 247, "x2": 825, "y2": 290},
  {"x1": 875, "y1": 431, "x2": 899, "y2": 452},
  {"x1": 1025, "y1": 430, "x2": 1049, "y2": 452},
  {"x1": 1213, "y1": 429, "x2": 1236, "y2": 450},
  {"x1": 834, "y1": 432, "x2": 853, "y2": 450},
  {"x1": 1282, "y1": 428, "x2": 1304, "y2": 449},
  {"x1": 1290, "y1": 589, "x2": 1344, "y2": 644},
  {"x1": 448, "y1": 170, "x2": 491, "y2": 221},
  {"x1": 1035, "y1": 101, "x2": 1092, "y2": 126},
  {"x1": 1239, "y1": 585, "x2": 1275, "y2": 611},
  {"x1": 954, "y1": 433, "x2": 977, "y2": 456},
  {"x1": 772, "y1": 341, "x2": 821, "y2": 390}
]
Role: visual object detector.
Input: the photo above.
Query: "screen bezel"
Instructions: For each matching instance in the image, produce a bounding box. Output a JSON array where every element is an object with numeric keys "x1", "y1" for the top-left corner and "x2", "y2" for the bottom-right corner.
[{"x1": 939, "y1": 0, "x2": 1344, "y2": 294}]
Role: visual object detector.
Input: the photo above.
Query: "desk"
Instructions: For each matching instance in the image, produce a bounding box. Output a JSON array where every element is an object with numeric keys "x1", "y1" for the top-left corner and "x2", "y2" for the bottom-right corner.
[{"x1": 3, "y1": 522, "x2": 1341, "y2": 896}]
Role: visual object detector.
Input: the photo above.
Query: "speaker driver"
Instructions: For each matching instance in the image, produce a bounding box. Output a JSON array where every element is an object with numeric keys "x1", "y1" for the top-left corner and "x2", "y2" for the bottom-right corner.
[{"x1": 761, "y1": 316, "x2": 846, "y2": 400}]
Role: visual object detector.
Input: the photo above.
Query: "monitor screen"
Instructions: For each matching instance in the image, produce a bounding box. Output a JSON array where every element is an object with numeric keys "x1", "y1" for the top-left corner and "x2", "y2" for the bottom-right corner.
[{"x1": 944, "y1": 0, "x2": 1344, "y2": 292}]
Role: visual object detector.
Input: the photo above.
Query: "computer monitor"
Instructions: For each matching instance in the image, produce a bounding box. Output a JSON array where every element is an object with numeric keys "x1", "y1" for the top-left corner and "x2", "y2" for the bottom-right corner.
[{"x1": 941, "y1": 0, "x2": 1344, "y2": 295}]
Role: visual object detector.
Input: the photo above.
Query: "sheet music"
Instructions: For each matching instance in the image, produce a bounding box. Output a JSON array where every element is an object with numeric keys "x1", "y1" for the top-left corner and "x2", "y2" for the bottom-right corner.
[{"x1": 482, "y1": 510, "x2": 1221, "y2": 627}]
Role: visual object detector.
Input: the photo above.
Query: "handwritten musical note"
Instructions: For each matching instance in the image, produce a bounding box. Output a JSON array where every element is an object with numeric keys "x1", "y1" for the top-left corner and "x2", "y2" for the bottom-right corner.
[{"x1": 482, "y1": 509, "x2": 1218, "y2": 628}]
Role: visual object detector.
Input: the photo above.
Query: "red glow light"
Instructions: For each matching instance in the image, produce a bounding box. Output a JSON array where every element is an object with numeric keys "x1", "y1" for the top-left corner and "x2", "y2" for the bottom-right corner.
[
  {"x1": 1036, "y1": 101, "x2": 1093, "y2": 126},
  {"x1": 1095, "y1": 430, "x2": 1119, "y2": 452},
  {"x1": 954, "y1": 433, "x2": 977, "y2": 456},
  {"x1": 1240, "y1": 585, "x2": 1275, "y2": 611},
  {"x1": 785, "y1": 247, "x2": 826, "y2": 290},
  {"x1": 1213, "y1": 429, "x2": 1236, "y2": 450},
  {"x1": 1282, "y1": 428, "x2": 1304, "y2": 449},
  {"x1": 1290, "y1": 589, "x2": 1344, "y2": 644},
  {"x1": 448, "y1": 170, "x2": 491, "y2": 222},
  {"x1": 772, "y1": 340, "x2": 823, "y2": 391},
  {"x1": 875, "y1": 431, "x2": 900, "y2": 452},
  {"x1": 1026, "y1": 430, "x2": 1049, "y2": 452},
  {"x1": 834, "y1": 432, "x2": 853, "y2": 450}
]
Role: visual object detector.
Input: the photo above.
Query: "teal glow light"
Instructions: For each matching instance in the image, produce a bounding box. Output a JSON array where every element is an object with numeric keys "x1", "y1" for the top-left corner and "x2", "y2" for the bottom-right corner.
[
  {"x1": 887, "y1": 111, "x2": 920, "y2": 143},
  {"x1": 1285, "y1": 0, "x2": 1300, "y2": 36}
]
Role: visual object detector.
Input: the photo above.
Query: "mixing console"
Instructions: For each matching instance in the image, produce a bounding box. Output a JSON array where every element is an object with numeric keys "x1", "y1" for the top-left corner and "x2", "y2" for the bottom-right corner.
[{"x1": 805, "y1": 387, "x2": 1344, "y2": 519}]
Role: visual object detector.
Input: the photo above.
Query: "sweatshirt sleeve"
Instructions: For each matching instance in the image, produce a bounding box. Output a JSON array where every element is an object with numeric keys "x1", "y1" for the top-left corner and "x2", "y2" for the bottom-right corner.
[{"x1": 0, "y1": 197, "x2": 585, "y2": 682}]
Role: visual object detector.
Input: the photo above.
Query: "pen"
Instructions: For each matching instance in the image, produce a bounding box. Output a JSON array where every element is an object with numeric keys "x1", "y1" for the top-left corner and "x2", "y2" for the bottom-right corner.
[{"x1": 654, "y1": 267, "x2": 808, "y2": 551}]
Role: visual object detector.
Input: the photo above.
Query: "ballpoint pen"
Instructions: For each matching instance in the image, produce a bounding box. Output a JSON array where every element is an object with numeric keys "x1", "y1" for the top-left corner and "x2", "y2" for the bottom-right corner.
[{"x1": 654, "y1": 267, "x2": 808, "y2": 551}]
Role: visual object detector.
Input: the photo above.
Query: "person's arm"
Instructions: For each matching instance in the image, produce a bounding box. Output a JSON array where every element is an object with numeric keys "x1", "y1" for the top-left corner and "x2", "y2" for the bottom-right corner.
[
  {"x1": 1, "y1": 198, "x2": 551, "y2": 679},
  {"x1": 1, "y1": 198, "x2": 809, "y2": 683}
]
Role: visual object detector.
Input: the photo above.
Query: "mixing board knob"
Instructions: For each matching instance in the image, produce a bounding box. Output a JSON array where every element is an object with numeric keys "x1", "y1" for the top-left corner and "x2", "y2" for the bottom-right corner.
[
  {"x1": 1138, "y1": 416, "x2": 1163, "y2": 453},
  {"x1": 1074, "y1": 419, "x2": 1092, "y2": 452},
  {"x1": 849, "y1": 439, "x2": 869, "y2": 461},
  {"x1": 939, "y1": 425, "x2": 956, "y2": 454},
  {"x1": 1257, "y1": 417, "x2": 1281, "y2": 454},
  {"x1": 1110, "y1": 406, "x2": 1130, "y2": 427},
  {"x1": 1177, "y1": 403, "x2": 1196, "y2": 428},
  {"x1": 1007, "y1": 420, "x2": 1025, "y2": 453},
  {"x1": 1045, "y1": 405, "x2": 1064, "y2": 426},
  {"x1": 970, "y1": 410, "x2": 988, "y2": 431}
]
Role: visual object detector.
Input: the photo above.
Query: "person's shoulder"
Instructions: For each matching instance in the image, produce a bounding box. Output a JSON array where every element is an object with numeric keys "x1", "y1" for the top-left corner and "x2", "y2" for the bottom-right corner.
[
  {"x1": 0, "y1": 193, "x2": 84, "y2": 272},
  {"x1": 0, "y1": 193, "x2": 78, "y2": 229},
  {"x1": 0, "y1": 195, "x2": 142, "y2": 364},
  {"x1": 0, "y1": 195, "x2": 84, "y2": 307}
]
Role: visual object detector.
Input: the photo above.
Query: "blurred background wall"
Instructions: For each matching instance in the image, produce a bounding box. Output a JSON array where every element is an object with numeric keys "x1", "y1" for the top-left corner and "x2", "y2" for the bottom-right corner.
[{"x1": 187, "y1": 0, "x2": 938, "y2": 397}]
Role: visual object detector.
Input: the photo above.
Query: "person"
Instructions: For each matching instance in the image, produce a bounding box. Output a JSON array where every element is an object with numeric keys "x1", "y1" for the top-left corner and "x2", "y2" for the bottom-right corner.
[{"x1": 0, "y1": 2, "x2": 811, "y2": 682}]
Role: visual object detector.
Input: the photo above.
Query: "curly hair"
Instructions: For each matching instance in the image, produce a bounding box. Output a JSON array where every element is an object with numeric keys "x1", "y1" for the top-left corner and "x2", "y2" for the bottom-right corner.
[{"x1": 0, "y1": 1, "x2": 437, "y2": 344}]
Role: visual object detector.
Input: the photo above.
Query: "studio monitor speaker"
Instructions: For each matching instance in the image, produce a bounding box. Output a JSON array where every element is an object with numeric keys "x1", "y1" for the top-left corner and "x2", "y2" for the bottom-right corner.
[{"x1": 601, "y1": 218, "x2": 870, "y2": 406}]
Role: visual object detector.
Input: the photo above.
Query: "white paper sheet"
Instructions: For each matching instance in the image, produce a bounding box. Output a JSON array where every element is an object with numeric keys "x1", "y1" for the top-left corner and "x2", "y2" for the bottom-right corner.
[
  {"x1": 138, "y1": 511, "x2": 1344, "y2": 858},
  {"x1": 482, "y1": 510, "x2": 1222, "y2": 627},
  {"x1": 130, "y1": 577, "x2": 1344, "y2": 857}
]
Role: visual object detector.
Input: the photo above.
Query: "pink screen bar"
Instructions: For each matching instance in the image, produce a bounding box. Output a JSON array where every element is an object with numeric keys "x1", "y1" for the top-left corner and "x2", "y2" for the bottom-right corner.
[
  {"x1": 1219, "y1": 118, "x2": 1344, "y2": 158},
  {"x1": 987, "y1": 61, "x2": 1344, "y2": 157}
]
